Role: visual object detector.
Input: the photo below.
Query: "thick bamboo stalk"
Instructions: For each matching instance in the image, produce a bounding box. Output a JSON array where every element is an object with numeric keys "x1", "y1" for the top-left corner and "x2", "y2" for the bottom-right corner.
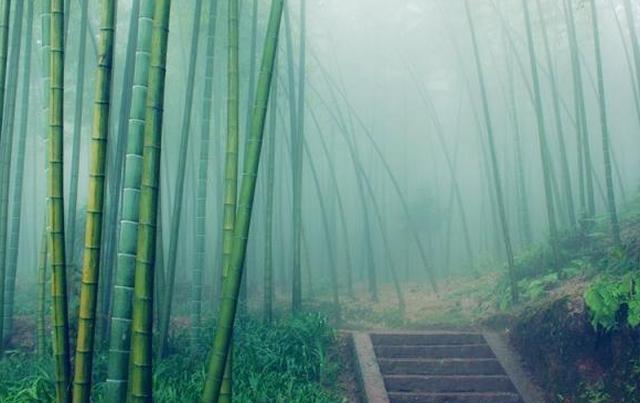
[
  {"x1": 129, "y1": 0, "x2": 171, "y2": 400},
  {"x1": 192, "y1": 0, "x2": 219, "y2": 346},
  {"x1": 72, "y1": 0, "x2": 116, "y2": 400},
  {"x1": 49, "y1": 0, "x2": 72, "y2": 400},
  {"x1": 98, "y1": 0, "x2": 141, "y2": 343},
  {"x1": 105, "y1": 2, "x2": 155, "y2": 400}
]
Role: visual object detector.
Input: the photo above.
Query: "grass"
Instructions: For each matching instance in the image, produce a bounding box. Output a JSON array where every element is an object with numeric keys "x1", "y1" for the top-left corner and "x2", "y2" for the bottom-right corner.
[{"x1": 0, "y1": 313, "x2": 346, "y2": 402}]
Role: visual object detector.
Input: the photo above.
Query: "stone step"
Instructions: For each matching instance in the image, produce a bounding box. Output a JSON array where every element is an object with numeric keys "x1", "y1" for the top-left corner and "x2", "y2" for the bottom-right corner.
[
  {"x1": 384, "y1": 375, "x2": 517, "y2": 394},
  {"x1": 375, "y1": 344, "x2": 495, "y2": 359},
  {"x1": 378, "y1": 358, "x2": 506, "y2": 376},
  {"x1": 371, "y1": 333, "x2": 485, "y2": 346},
  {"x1": 388, "y1": 391, "x2": 523, "y2": 403}
]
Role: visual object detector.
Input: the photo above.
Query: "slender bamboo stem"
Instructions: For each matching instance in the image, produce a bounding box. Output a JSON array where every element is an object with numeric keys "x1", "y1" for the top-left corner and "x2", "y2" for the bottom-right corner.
[
  {"x1": 464, "y1": 0, "x2": 517, "y2": 303},
  {"x1": 201, "y1": 2, "x2": 284, "y2": 400},
  {"x1": 49, "y1": 0, "x2": 72, "y2": 399},
  {"x1": 590, "y1": 0, "x2": 621, "y2": 246}
]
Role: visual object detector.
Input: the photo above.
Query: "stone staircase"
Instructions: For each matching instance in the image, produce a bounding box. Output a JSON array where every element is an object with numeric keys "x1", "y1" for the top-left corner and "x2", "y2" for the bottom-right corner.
[{"x1": 353, "y1": 331, "x2": 545, "y2": 403}]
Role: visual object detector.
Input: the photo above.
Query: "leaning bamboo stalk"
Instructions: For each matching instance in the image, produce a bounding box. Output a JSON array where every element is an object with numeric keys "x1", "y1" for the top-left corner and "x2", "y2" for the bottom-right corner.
[
  {"x1": 201, "y1": 1, "x2": 284, "y2": 400},
  {"x1": 0, "y1": 0, "x2": 12, "y2": 146}
]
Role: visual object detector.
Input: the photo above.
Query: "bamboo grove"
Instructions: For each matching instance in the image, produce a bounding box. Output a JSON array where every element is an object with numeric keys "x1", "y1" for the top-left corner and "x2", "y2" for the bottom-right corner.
[{"x1": 0, "y1": 0, "x2": 638, "y2": 402}]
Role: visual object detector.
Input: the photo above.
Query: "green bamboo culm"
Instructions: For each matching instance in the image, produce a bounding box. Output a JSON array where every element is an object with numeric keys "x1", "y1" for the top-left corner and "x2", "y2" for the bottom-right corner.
[
  {"x1": 72, "y1": 0, "x2": 116, "y2": 400},
  {"x1": 520, "y1": 0, "x2": 560, "y2": 268},
  {"x1": 192, "y1": 0, "x2": 219, "y2": 345},
  {"x1": 563, "y1": 0, "x2": 596, "y2": 220},
  {"x1": 590, "y1": 0, "x2": 621, "y2": 246},
  {"x1": 219, "y1": 0, "x2": 240, "y2": 399},
  {"x1": 0, "y1": 0, "x2": 24, "y2": 350},
  {"x1": 291, "y1": 0, "x2": 306, "y2": 312},
  {"x1": 105, "y1": 1, "x2": 155, "y2": 400},
  {"x1": 623, "y1": 0, "x2": 640, "y2": 102},
  {"x1": 49, "y1": 0, "x2": 72, "y2": 400},
  {"x1": 158, "y1": 0, "x2": 203, "y2": 359},
  {"x1": 65, "y1": 0, "x2": 89, "y2": 293},
  {"x1": 37, "y1": 0, "x2": 52, "y2": 359},
  {"x1": 129, "y1": 0, "x2": 172, "y2": 400},
  {"x1": 201, "y1": 0, "x2": 284, "y2": 401},
  {"x1": 4, "y1": 0, "x2": 34, "y2": 343},
  {"x1": 0, "y1": 0, "x2": 11, "y2": 147},
  {"x1": 464, "y1": 0, "x2": 518, "y2": 303},
  {"x1": 264, "y1": 60, "x2": 277, "y2": 324}
]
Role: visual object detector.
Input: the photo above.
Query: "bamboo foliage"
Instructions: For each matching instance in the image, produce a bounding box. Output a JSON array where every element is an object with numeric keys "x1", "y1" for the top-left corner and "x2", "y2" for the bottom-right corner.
[
  {"x1": 201, "y1": 1, "x2": 284, "y2": 400},
  {"x1": 105, "y1": 1, "x2": 155, "y2": 400},
  {"x1": 49, "y1": 0, "x2": 72, "y2": 400},
  {"x1": 72, "y1": 0, "x2": 116, "y2": 400},
  {"x1": 129, "y1": 0, "x2": 171, "y2": 399}
]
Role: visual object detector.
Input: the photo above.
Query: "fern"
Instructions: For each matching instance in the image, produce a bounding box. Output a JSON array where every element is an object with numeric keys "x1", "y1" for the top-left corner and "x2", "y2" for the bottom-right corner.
[{"x1": 584, "y1": 275, "x2": 640, "y2": 330}]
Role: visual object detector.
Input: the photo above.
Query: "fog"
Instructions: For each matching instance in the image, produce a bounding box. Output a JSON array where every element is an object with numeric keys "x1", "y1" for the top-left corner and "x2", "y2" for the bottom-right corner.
[{"x1": 1, "y1": 0, "x2": 639, "y2": 401}]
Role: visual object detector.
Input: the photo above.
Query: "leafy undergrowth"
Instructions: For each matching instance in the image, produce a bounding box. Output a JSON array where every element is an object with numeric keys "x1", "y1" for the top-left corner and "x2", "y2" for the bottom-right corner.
[{"x1": 0, "y1": 314, "x2": 347, "y2": 402}]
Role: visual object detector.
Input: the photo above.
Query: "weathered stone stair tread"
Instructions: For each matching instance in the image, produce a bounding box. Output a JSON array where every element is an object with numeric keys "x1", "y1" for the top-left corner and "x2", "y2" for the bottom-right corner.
[
  {"x1": 383, "y1": 375, "x2": 515, "y2": 393},
  {"x1": 387, "y1": 391, "x2": 523, "y2": 403},
  {"x1": 375, "y1": 344, "x2": 495, "y2": 359},
  {"x1": 378, "y1": 358, "x2": 505, "y2": 376},
  {"x1": 384, "y1": 375, "x2": 516, "y2": 393},
  {"x1": 371, "y1": 333, "x2": 485, "y2": 346}
]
